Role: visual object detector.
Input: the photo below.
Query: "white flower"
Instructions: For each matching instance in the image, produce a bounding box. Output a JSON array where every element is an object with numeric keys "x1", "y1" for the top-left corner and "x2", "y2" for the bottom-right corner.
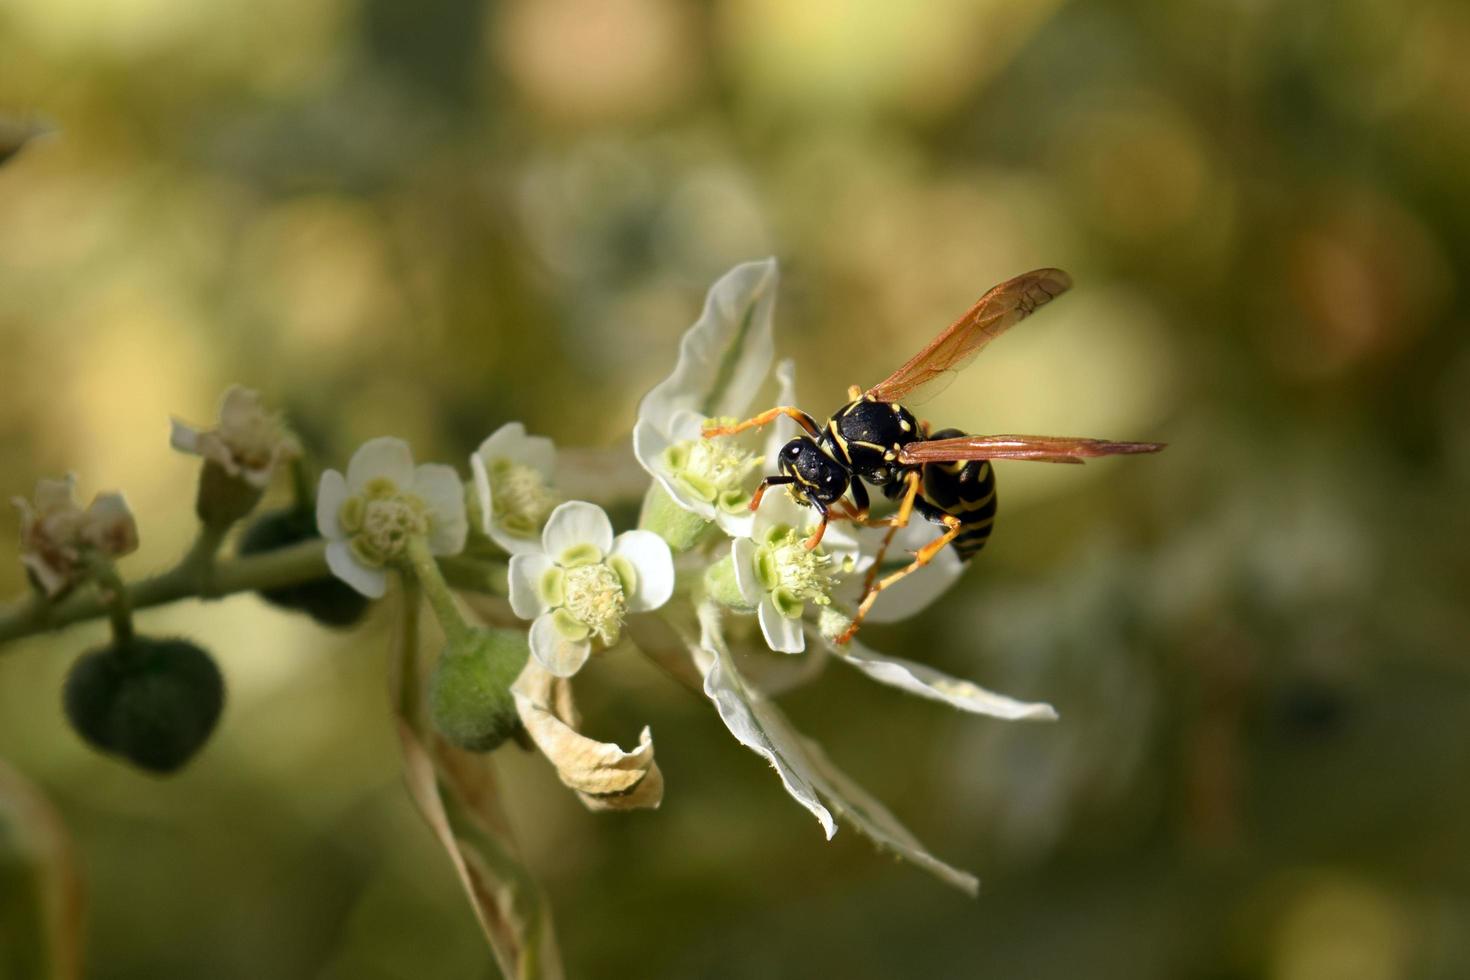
[
  {"x1": 633, "y1": 258, "x2": 781, "y2": 537},
  {"x1": 315, "y1": 437, "x2": 468, "y2": 599},
  {"x1": 835, "y1": 517, "x2": 968, "y2": 626},
  {"x1": 731, "y1": 490, "x2": 860, "y2": 654},
  {"x1": 509, "y1": 501, "x2": 674, "y2": 678},
  {"x1": 13, "y1": 475, "x2": 138, "y2": 596},
  {"x1": 170, "y1": 385, "x2": 301, "y2": 488},
  {"x1": 469, "y1": 422, "x2": 560, "y2": 555}
]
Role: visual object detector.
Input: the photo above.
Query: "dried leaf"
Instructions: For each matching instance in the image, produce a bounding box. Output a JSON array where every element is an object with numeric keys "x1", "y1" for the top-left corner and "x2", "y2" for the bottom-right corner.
[
  {"x1": 0, "y1": 757, "x2": 85, "y2": 980},
  {"x1": 694, "y1": 602, "x2": 979, "y2": 892},
  {"x1": 389, "y1": 583, "x2": 564, "y2": 979},
  {"x1": 511, "y1": 661, "x2": 664, "y2": 811}
]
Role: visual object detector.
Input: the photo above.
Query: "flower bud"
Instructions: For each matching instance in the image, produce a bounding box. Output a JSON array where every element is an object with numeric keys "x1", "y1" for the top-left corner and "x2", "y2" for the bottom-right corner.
[
  {"x1": 63, "y1": 638, "x2": 226, "y2": 774},
  {"x1": 239, "y1": 509, "x2": 370, "y2": 627},
  {"x1": 429, "y1": 628, "x2": 529, "y2": 752},
  {"x1": 638, "y1": 484, "x2": 711, "y2": 553},
  {"x1": 195, "y1": 460, "x2": 263, "y2": 528}
]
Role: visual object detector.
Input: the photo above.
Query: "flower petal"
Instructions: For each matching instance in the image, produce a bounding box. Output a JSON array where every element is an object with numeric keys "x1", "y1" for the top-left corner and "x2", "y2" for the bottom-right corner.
[
  {"x1": 694, "y1": 605, "x2": 835, "y2": 838},
  {"x1": 347, "y1": 437, "x2": 414, "y2": 492},
  {"x1": 81, "y1": 492, "x2": 138, "y2": 556},
  {"x1": 636, "y1": 258, "x2": 779, "y2": 435},
  {"x1": 751, "y1": 485, "x2": 806, "y2": 539},
  {"x1": 469, "y1": 451, "x2": 494, "y2": 535},
  {"x1": 316, "y1": 469, "x2": 348, "y2": 541},
  {"x1": 830, "y1": 638, "x2": 1057, "y2": 721},
  {"x1": 763, "y1": 357, "x2": 800, "y2": 463},
  {"x1": 541, "y1": 500, "x2": 613, "y2": 558},
  {"x1": 529, "y1": 613, "x2": 591, "y2": 678},
  {"x1": 325, "y1": 540, "x2": 387, "y2": 598},
  {"x1": 758, "y1": 598, "x2": 805, "y2": 654},
  {"x1": 730, "y1": 538, "x2": 764, "y2": 606},
  {"x1": 511, "y1": 661, "x2": 662, "y2": 810},
  {"x1": 508, "y1": 552, "x2": 556, "y2": 620},
  {"x1": 413, "y1": 463, "x2": 468, "y2": 556},
  {"x1": 610, "y1": 531, "x2": 674, "y2": 612},
  {"x1": 168, "y1": 418, "x2": 202, "y2": 455}
]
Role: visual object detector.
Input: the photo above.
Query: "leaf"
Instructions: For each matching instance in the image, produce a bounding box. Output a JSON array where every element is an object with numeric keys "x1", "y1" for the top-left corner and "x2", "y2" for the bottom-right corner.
[
  {"x1": 0, "y1": 757, "x2": 85, "y2": 980},
  {"x1": 390, "y1": 582, "x2": 564, "y2": 979},
  {"x1": 692, "y1": 604, "x2": 980, "y2": 892},
  {"x1": 637, "y1": 258, "x2": 780, "y2": 425},
  {"x1": 511, "y1": 661, "x2": 664, "y2": 812},
  {"x1": 827, "y1": 637, "x2": 1058, "y2": 721}
]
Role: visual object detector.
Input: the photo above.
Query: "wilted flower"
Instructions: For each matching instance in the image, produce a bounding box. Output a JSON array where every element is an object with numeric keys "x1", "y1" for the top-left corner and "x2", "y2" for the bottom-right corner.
[
  {"x1": 316, "y1": 438, "x2": 468, "y2": 598},
  {"x1": 509, "y1": 501, "x2": 674, "y2": 677},
  {"x1": 170, "y1": 386, "x2": 301, "y2": 489},
  {"x1": 469, "y1": 422, "x2": 560, "y2": 555},
  {"x1": 14, "y1": 475, "x2": 138, "y2": 596}
]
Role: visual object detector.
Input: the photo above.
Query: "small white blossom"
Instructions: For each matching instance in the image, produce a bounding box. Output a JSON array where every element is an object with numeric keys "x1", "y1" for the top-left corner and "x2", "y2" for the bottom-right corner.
[
  {"x1": 509, "y1": 501, "x2": 674, "y2": 678},
  {"x1": 170, "y1": 385, "x2": 301, "y2": 488},
  {"x1": 469, "y1": 422, "x2": 560, "y2": 555},
  {"x1": 316, "y1": 437, "x2": 468, "y2": 599},
  {"x1": 731, "y1": 490, "x2": 860, "y2": 654},
  {"x1": 633, "y1": 258, "x2": 782, "y2": 537},
  {"x1": 13, "y1": 475, "x2": 138, "y2": 596}
]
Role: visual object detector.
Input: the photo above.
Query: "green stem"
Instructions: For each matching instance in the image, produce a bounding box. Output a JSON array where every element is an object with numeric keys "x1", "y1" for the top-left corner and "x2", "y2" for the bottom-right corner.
[
  {"x1": 0, "y1": 539, "x2": 329, "y2": 648},
  {"x1": 179, "y1": 522, "x2": 229, "y2": 593},
  {"x1": 87, "y1": 557, "x2": 134, "y2": 645},
  {"x1": 404, "y1": 536, "x2": 474, "y2": 648}
]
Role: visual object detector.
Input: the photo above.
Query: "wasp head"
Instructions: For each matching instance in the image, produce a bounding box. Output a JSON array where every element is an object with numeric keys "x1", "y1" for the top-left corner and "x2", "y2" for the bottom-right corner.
[{"x1": 776, "y1": 437, "x2": 849, "y2": 507}]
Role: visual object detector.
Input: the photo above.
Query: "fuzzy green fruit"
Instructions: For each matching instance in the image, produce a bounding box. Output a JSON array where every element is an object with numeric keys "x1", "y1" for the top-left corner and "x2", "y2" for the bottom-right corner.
[
  {"x1": 63, "y1": 638, "x2": 225, "y2": 774},
  {"x1": 428, "y1": 628, "x2": 529, "y2": 752}
]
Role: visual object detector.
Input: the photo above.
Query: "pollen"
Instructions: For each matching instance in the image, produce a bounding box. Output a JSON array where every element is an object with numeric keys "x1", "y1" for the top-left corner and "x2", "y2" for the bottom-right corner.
[
  {"x1": 756, "y1": 525, "x2": 840, "y2": 616},
  {"x1": 341, "y1": 482, "x2": 429, "y2": 566},
  {"x1": 562, "y1": 562, "x2": 628, "y2": 645},
  {"x1": 666, "y1": 438, "x2": 760, "y2": 511},
  {"x1": 489, "y1": 460, "x2": 560, "y2": 536}
]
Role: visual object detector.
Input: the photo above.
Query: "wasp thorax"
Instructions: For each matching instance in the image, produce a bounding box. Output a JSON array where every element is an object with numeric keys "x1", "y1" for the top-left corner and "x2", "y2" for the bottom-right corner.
[
  {"x1": 664, "y1": 435, "x2": 761, "y2": 513},
  {"x1": 338, "y1": 478, "x2": 430, "y2": 566},
  {"x1": 754, "y1": 524, "x2": 842, "y2": 618},
  {"x1": 487, "y1": 458, "x2": 560, "y2": 536}
]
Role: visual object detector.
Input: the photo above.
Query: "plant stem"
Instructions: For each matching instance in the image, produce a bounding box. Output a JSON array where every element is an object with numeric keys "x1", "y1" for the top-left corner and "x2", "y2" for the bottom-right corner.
[
  {"x1": 0, "y1": 539, "x2": 329, "y2": 648},
  {"x1": 403, "y1": 536, "x2": 474, "y2": 648}
]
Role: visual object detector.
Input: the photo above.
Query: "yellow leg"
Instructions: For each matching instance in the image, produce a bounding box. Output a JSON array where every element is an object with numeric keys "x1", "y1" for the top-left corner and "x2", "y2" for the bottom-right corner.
[
  {"x1": 838, "y1": 514, "x2": 962, "y2": 646},
  {"x1": 803, "y1": 510, "x2": 830, "y2": 551},
  {"x1": 861, "y1": 470, "x2": 920, "y2": 594},
  {"x1": 702, "y1": 407, "x2": 818, "y2": 439}
]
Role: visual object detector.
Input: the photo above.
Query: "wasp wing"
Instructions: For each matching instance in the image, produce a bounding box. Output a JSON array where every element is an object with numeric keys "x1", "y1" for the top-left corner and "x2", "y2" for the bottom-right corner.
[
  {"x1": 863, "y1": 268, "x2": 1073, "y2": 406},
  {"x1": 899, "y1": 434, "x2": 1165, "y2": 466}
]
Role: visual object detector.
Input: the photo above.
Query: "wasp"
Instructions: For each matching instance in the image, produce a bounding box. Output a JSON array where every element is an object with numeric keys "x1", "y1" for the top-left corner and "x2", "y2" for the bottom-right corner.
[{"x1": 702, "y1": 268, "x2": 1164, "y2": 645}]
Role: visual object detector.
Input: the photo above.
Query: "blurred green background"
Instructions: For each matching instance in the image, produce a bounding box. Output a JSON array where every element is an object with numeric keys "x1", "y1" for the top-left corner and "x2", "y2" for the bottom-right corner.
[{"x1": 2, "y1": 0, "x2": 1468, "y2": 976}]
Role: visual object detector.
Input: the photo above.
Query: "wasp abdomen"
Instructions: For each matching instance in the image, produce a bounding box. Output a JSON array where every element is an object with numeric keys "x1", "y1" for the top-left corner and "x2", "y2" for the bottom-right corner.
[{"x1": 916, "y1": 427, "x2": 997, "y2": 561}]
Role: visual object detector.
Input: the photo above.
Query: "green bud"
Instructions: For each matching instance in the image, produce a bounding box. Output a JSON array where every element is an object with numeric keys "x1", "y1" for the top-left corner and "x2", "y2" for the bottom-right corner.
[
  {"x1": 195, "y1": 461, "x2": 263, "y2": 528},
  {"x1": 704, "y1": 555, "x2": 755, "y2": 612},
  {"x1": 639, "y1": 484, "x2": 712, "y2": 553},
  {"x1": 238, "y1": 509, "x2": 370, "y2": 628},
  {"x1": 63, "y1": 638, "x2": 226, "y2": 774},
  {"x1": 429, "y1": 628, "x2": 529, "y2": 753}
]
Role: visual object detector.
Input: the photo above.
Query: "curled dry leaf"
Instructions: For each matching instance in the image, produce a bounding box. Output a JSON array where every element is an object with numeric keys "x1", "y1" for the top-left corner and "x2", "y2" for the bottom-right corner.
[
  {"x1": 511, "y1": 661, "x2": 664, "y2": 811},
  {"x1": 390, "y1": 585, "x2": 564, "y2": 979},
  {"x1": 0, "y1": 757, "x2": 85, "y2": 980}
]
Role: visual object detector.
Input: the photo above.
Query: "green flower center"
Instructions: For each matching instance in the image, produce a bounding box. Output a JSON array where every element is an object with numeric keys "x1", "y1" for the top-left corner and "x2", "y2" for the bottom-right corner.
[
  {"x1": 338, "y1": 477, "x2": 430, "y2": 566},
  {"x1": 753, "y1": 524, "x2": 841, "y2": 619},
  {"x1": 663, "y1": 435, "x2": 760, "y2": 513},
  {"x1": 560, "y1": 562, "x2": 628, "y2": 645},
  {"x1": 489, "y1": 459, "x2": 560, "y2": 537}
]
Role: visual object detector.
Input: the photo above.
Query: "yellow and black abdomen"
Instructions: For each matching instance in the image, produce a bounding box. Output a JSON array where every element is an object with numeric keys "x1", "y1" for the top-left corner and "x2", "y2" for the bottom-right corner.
[{"x1": 918, "y1": 428, "x2": 997, "y2": 561}]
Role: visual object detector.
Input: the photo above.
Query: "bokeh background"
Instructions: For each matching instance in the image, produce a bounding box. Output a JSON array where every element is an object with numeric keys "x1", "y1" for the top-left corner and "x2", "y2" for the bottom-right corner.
[{"x1": 2, "y1": 0, "x2": 1468, "y2": 976}]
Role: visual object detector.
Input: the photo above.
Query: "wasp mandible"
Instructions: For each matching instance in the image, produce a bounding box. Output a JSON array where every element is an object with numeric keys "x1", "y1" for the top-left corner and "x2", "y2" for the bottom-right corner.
[{"x1": 701, "y1": 268, "x2": 1165, "y2": 645}]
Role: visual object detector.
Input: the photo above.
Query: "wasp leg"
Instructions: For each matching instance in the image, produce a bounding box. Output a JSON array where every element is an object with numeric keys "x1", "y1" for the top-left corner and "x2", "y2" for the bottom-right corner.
[
  {"x1": 861, "y1": 470, "x2": 922, "y2": 594},
  {"x1": 803, "y1": 502, "x2": 831, "y2": 551},
  {"x1": 749, "y1": 475, "x2": 795, "y2": 511},
  {"x1": 838, "y1": 512, "x2": 963, "y2": 646},
  {"x1": 702, "y1": 407, "x2": 820, "y2": 439}
]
